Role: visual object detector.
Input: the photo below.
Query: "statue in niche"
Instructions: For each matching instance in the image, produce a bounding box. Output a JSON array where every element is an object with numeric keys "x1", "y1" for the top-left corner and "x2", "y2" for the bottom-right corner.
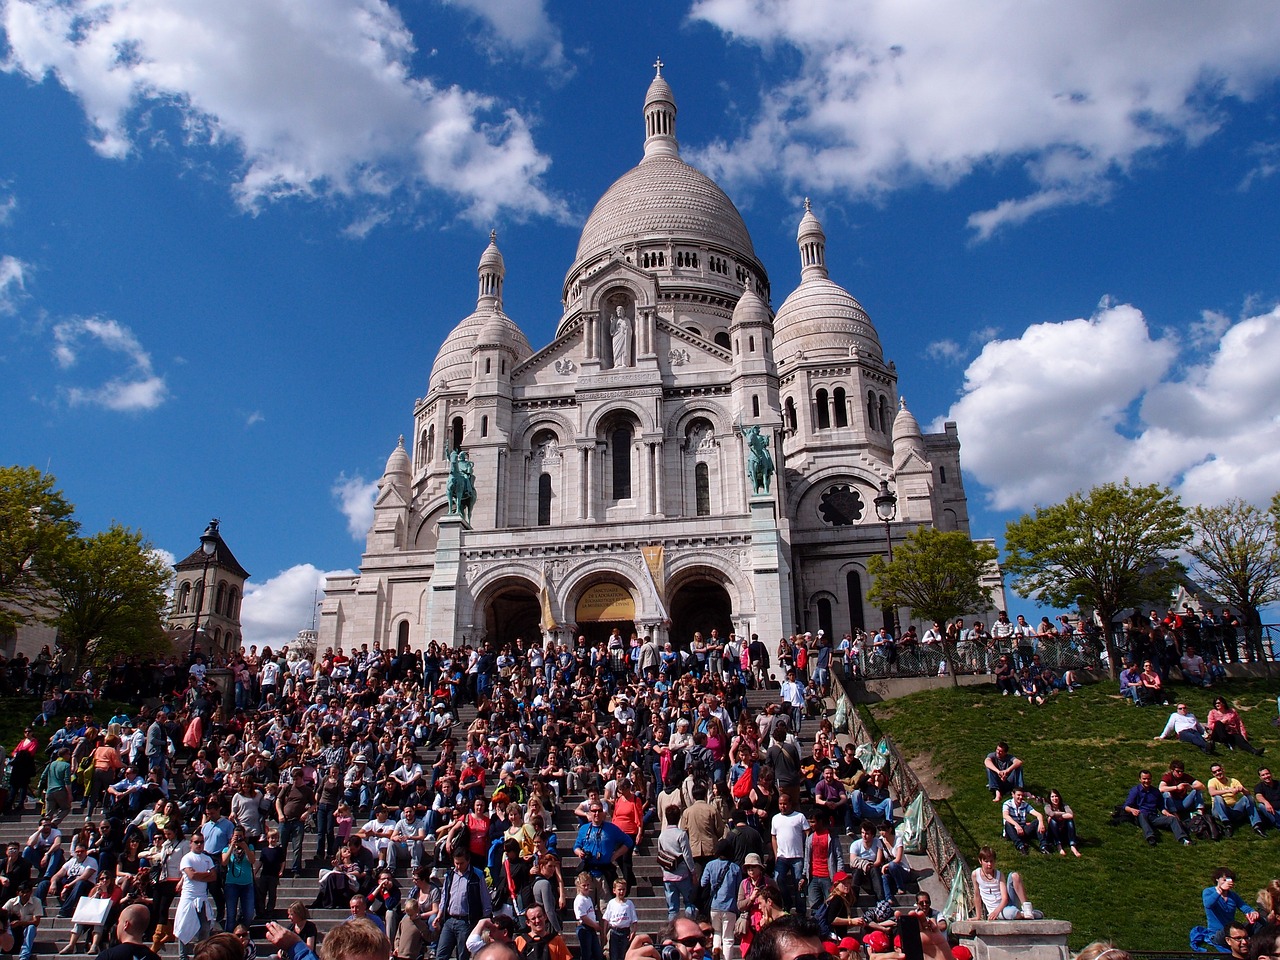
[
  {"x1": 609, "y1": 304, "x2": 634, "y2": 368},
  {"x1": 740, "y1": 422, "x2": 775, "y2": 496},
  {"x1": 446, "y1": 447, "x2": 476, "y2": 523}
]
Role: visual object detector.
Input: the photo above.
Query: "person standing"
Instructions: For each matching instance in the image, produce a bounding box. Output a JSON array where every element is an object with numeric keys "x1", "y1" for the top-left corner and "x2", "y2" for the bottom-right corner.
[
  {"x1": 174, "y1": 833, "x2": 216, "y2": 960},
  {"x1": 276, "y1": 767, "x2": 315, "y2": 876},
  {"x1": 434, "y1": 849, "x2": 490, "y2": 960},
  {"x1": 770, "y1": 791, "x2": 809, "y2": 913}
]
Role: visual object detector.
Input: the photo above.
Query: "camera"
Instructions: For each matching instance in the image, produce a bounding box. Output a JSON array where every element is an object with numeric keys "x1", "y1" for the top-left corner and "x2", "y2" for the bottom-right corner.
[{"x1": 660, "y1": 947, "x2": 683, "y2": 960}]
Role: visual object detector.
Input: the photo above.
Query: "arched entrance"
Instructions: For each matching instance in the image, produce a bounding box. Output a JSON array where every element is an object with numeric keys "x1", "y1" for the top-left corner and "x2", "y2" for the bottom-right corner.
[
  {"x1": 574, "y1": 580, "x2": 637, "y2": 648},
  {"x1": 482, "y1": 580, "x2": 542, "y2": 649},
  {"x1": 668, "y1": 575, "x2": 732, "y2": 649}
]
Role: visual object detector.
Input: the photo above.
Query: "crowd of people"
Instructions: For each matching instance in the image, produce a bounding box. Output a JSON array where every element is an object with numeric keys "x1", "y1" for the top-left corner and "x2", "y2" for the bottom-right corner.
[
  {"x1": 0, "y1": 600, "x2": 1275, "y2": 960},
  {"x1": 0, "y1": 628, "x2": 952, "y2": 960}
]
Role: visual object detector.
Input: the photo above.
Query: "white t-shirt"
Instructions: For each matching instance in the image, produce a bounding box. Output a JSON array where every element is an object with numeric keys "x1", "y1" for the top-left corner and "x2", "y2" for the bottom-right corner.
[
  {"x1": 602, "y1": 898, "x2": 637, "y2": 930},
  {"x1": 261, "y1": 661, "x2": 280, "y2": 686},
  {"x1": 771, "y1": 811, "x2": 809, "y2": 860},
  {"x1": 574, "y1": 893, "x2": 598, "y2": 924},
  {"x1": 179, "y1": 851, "x2": 214, "y2": 899}
]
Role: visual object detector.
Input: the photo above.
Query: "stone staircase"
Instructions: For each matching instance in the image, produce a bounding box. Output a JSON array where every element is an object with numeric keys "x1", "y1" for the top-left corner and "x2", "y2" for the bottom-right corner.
[{"x1": 2, "y1": 686, "x2": 925, "y2": 957}]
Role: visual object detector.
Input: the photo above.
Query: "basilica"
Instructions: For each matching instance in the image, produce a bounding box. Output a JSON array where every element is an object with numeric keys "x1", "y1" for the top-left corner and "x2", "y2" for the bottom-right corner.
[{"x1": 318, "y1": 66, "x2": 978, "y2": 653}]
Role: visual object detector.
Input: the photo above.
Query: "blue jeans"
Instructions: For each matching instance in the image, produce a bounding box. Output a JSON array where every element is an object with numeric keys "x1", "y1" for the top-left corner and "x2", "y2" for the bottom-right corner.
[
  {"x1": 986, "y1": 768, "x2": 1024, "y2": 794},
  {"x1": 578, "y1": 926, "x2": 604, "y2": 960},
  {"x1": 1163, "y1": 789, "x2": 1203, "y2": 817},
  {"x1": 664, "y1": 876, "x2": 696, "y2": 919},
  {"x1": 17, "y1": 922, "x2": 37, "y2": 960},
  {"x1": 225, "y1": 882, "x2": 254, "y2": 930},
  {"x1": 1214, "y1": 795, "x2": 1261, "y2": 828},
  {"x1": 278, "y1": 818, "x2": 306, "y2": 872},
  {"x1": 316, "y1": 803, "x2": 337, "y2": 861},
  {"x1": 437, "y1": 917, "x2": 471, "y2": 960},
  {"x1": 805, "y1": 876, "x2": 832, "y2": 915},
  {"x1": 774, "y1": 856, "x2": 804, "y2": 912},
  {"x1": 882, "y1": 860, "x2": 912, "y2": 896},
  {"x1": 853, "y1": 793, "x2": 894, "y2": 824},
  {"x1": 1046, "y1": 817, "x2": 1078, "y2": 849}
]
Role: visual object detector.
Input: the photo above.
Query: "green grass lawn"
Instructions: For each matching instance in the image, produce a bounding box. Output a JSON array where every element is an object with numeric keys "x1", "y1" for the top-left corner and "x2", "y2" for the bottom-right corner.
[
  {"x1": 0, "y1": 696, "x2": 138, "y2": 762},
  {"x1": 867, "y1": 677, "x2": 1280, "y2": 950}
]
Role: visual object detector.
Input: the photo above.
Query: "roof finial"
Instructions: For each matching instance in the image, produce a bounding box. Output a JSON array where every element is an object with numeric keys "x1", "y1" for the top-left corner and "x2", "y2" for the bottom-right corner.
[
  {"x1": 654, "y1": 56, "x2": 664, "y2": 77},
  {"x1": 398, "y1": 434, "x2": 405, "y2": 447},
  {"x1": 489, "y1": 229, "x2": 497, "y2": 244},
  {"x1": 804, "y1": 196, "x2": 811, "y2": 212},
  {"x1": 899, "y1": 397, "x2": 906, "y2": 410}
]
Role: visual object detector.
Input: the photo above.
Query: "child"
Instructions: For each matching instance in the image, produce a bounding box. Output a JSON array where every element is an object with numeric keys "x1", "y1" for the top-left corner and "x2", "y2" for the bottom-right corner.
[
  {"x1": 335, "y1": 802, "x2": 355, "y2": 846},
  {"x1": 574, "y1": 872, "x2": 604, "y2": 960},
  {"x1": 394, "y1": 898, "x2": 431, "y2": 960},
  {"x1": 233, "y1": 924, "x2": 259, "y2": 960},
  {"x1": 602, "y1": 878, "x2": 637, "y2": 960}
]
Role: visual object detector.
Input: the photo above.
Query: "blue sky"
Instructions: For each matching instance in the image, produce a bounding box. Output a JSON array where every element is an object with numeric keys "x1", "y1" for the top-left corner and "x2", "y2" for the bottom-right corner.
[{"x1": 3, "y1": 0, "x2": 1280, "y2": 645}]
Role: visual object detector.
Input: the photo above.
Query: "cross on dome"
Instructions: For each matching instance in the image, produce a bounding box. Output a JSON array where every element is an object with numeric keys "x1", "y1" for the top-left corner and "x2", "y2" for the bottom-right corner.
[{"x1": 653, "y1": 57, "x2": 664, "y2": 76}]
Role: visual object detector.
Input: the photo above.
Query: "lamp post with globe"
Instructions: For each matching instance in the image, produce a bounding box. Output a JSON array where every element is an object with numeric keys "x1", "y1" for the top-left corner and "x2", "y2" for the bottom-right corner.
[{"x1": 873, "y1": 480, "x2": 899, "y2": 637}]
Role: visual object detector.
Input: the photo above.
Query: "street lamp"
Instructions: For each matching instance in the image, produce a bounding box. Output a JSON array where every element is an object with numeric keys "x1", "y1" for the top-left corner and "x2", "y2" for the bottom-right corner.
[
  {"x1": 188, "y1": 519, "x2": 219, "y2": 663},
  {"x1": 873, "y1": 480, "x2": 899, "y2": 636}
]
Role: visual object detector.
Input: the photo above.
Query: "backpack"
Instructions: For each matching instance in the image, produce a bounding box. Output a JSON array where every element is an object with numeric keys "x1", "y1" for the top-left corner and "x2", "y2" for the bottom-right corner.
[{"x1": 1189, "y1": 811, "x2": 1221, "y2": 842}]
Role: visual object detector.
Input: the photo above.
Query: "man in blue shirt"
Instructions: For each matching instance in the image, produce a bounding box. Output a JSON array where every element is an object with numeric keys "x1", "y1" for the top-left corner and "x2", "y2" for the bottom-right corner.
[
  {"x1": 1123, "y1": 769, "x2": 1190, "y2": 845},
  {"x1": 572, "y1": 802, "x2": 633, "y2": 889},
  {"x1": 1203, "y1": 867, "x2": 1259, "y2": 947}
]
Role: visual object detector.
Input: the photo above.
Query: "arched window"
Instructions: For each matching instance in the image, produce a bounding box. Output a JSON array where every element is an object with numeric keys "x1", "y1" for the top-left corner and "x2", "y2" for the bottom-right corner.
[
  {"x1": 817, "y1": 597, "x2": 833, "y2": 639},
  {"x1": 879, "y1": 395, "x2": 890, "y2": 436},
  {"x1": 611, "y1": 423, "x2": 633, "y2": 500},
  {"x1": 846, "y1": 571, "x2": 865, "y2": 634},
  {"x1": 748, "y1": 335, "x2": 755, "y2": 352},
  {"x1": 178, "y1": 581, "x2": 191, "y2": 614},
  {"x1": 451, "y1": 417, "x2": 463, "y2": 451},
  {"x1": 834, "y1": 387, "x2": 848, "y2": 427},
  {"x1": 785, "y1": 397, "x2": 797, "y2": 432},
  {"x1": 695, "y1": 462, "x2": 710, "y2": 516},
  {"x1": 687, "y1": 326, "x2": 702, "y2": 337},
  {"x1": 538, "y1": 473, "x2": 553, "y2": 526},
  {"x1": 425, "y1": 424, "x2": 435, "y2": 463},
  {"x1": 867, "y1": 392, "x2": 878, "y2": 431},
  {"x1": 751, "y1": 395, "x2": 760, "y2": 418},
  {"x1": 816, "y1": 389, "x2": 831, "y2": 429},
  {"x1": 480, "y1": 415, "x2": 489, "y2": 438},
  {"x1": 215, "y1": 582, "x2": 227, "y2": 615},
  {"x1": 228, "y1": 586, "x2": 240, "y2": 619},
  {"x1": 714, "y1": 331, "x2": 731, "y2": 349},
  {"x1": 484, "y1": 357, "x2": 491, "y2": 374},
  {"x1": 397, "y1": 621, "x2": 410, "y2": 651},
  {"x1": 939, "y1": 466, "x2": 947, "y2": 484},
  {"x1": 194, "y1": 580, "x2": 205, "y2": 614}
]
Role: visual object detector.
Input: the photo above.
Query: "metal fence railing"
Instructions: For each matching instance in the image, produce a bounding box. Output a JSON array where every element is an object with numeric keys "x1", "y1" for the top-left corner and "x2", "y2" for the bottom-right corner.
[
  {"x1": 838, "y1": 625, "x2": 1280, "y2": 681},
  {"x1": 834, "y1": 684, "x2": 970, "y2": 898}
]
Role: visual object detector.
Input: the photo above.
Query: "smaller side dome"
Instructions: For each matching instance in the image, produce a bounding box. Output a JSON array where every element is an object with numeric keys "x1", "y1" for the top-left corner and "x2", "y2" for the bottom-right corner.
[
  {"x1": 892, "y1": 399, "x2": 927, "y2": 466},
  {"x1": 474, "y1": 312, "x2": 533, "y2": 358},
  {"x1": 384, "y1": 435, "x2": 411, "y2": 477},
  {"x1": 731, "y1": 282, "x2": 770, "y2": 327}
]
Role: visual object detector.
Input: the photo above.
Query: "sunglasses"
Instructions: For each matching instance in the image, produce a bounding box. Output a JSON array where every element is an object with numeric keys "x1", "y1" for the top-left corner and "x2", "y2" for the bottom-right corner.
[{"x1": 675, "y1": 937, "x2": 711, "y2": 949}]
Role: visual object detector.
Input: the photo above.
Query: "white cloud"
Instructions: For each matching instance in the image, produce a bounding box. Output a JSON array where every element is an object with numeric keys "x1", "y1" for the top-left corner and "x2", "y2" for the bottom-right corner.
[
  {"x1": 0, "y1": 254, "x2": 29, "y2": 313},
  {"x1": 924, "y1": 339, "x2": 962, "y2": 364},
  {"x1": 443, "y1": 0, "x2": 568, "y2": 73},
  {"x1": 0, "y1": 193, "x2": 15, "y2": 225},
  {"x1": 938, "y1": 300, "x2": 1280, "y2": 512},
  {"x1": 1, "y1": 0, "x2": 566, "y2": 223},
  {"x1": 689, "y1": 1, "x2": 1280, "y2": 236},
  {"x1": 240, "y1": 562, "x2": 355, "y2": 649},
  {"x1": 245, "y1": 410, "x2": 265, "y2": 427},
  {"x1": 332, "y1": 472, "x2": 377, "y2": 539},
  {"x1": 51, "y1": 315, "x2": 169, "y2": 411}
]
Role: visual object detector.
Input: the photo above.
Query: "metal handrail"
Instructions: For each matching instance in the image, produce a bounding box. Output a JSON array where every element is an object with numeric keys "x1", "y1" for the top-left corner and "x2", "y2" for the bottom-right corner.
[{"x1": 834, "y1": 684, "x2": 970, "y2": 895}]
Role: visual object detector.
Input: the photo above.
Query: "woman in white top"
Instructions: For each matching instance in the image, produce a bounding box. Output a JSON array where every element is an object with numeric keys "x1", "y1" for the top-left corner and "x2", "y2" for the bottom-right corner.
[{"x1": 970, "y1": 845, "x2": 1042, "y2": 920}]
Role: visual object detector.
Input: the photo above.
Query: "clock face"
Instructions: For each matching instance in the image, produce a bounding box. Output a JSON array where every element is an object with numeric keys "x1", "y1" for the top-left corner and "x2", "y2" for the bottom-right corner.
[{"x1": 819, "y1": 484, "x2": 865, "y2": 527}]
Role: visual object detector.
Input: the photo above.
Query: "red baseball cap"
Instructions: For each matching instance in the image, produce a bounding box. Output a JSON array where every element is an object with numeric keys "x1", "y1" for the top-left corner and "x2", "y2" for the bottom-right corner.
[
  {"x1": 831, "y1": 871, "x2": 851, "y2": 884},
  {"x1": 863, "y1": 931, "x2": 891, "y2": 952},
  {"x1": 952, "y1": 948, "x2": 973, "y2": 960},
  {"x1": 823, "y1": 944, "x2": 839, "y2": 955},
  {"x1": 838, "y1": 938, "x2": 862, "y2": 951}
]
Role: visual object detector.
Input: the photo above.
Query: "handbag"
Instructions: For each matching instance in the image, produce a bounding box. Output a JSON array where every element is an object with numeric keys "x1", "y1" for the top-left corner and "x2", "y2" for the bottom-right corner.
[{"x1": 655, "y1": 837, "x2": 681, "y2": 870}]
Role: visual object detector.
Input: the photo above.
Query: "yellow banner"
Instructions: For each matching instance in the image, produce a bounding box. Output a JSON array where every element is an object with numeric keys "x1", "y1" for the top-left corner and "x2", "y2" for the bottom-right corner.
[
  {"x1": 641, "y1": 544, "x2": 668, "y2": 619},
  {"x1": 539, "y1": 565, "x2": 557, "y2": 632},
  {"x1": 576, "y1": 582, "x2": 636, "y2": 622}
]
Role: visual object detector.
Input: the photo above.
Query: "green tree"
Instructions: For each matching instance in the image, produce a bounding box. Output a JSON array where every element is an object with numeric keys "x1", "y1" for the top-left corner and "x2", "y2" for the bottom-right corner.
[
  {"x1": 1188, "y1": 498, "x2": 1280, "y2": 663},
  {"x1": 1003, "y1": 480, "x2": 1190, "y2": 678},
  {"x1": 867, "y1": 527, "x2": 999, "y2": 684},
  {"x1": 45, "y1": 523, "x2": 172, "y2": 669},
  {"x1": 0, "y1": 466, "x2": 79, "y2": 632}
]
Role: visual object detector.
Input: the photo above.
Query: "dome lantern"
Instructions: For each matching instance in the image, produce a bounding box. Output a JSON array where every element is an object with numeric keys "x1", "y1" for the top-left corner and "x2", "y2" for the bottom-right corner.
[
  {"x1": 477, "y1": 229, "x2": 505, "y2": 309},
  {"x1": 643, "y1": 57, "x2": 678, "y2": 161},
  {"x1": 797, "y1": 197, "x2": 828, "y2": 281}
]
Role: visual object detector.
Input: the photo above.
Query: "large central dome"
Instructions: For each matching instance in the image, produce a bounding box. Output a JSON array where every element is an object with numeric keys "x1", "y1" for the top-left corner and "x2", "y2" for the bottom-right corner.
[{"x1": 574, "y1": 155, "x2": 757, "y2": 264}]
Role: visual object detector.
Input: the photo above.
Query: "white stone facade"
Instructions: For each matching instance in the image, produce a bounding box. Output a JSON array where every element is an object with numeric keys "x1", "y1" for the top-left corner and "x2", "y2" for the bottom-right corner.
[{"x1": 319, "y1": 67, "x2": 979, "y2": 652}]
